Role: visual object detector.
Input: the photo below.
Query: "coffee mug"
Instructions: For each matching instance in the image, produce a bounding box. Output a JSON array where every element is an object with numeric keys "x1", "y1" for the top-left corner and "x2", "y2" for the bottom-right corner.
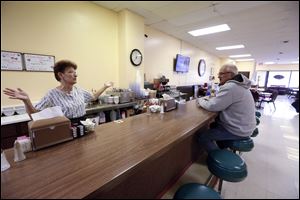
[{"x1": 113, "y1": 96, "x2": 119, "y2": 104}]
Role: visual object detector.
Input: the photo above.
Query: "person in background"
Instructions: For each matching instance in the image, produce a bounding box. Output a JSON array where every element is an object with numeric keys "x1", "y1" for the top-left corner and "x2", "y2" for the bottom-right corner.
[
  {"x1": 196, "y1": 64, "x2": 256, "y2": 152},
  {"x1": 3, "y1": 60, "x2": 113, "y2": 121}
]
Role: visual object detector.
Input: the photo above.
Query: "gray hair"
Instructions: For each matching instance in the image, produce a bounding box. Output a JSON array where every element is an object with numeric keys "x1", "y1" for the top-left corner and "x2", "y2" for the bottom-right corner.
[{"x1": 221, "y1": 64, "x2": 238, "y2": 75}]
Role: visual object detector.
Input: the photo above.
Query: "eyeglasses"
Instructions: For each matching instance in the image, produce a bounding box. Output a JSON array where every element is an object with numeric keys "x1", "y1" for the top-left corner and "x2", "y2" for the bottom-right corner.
[{"x1": 218, "y1": 72, "x2": 232, "y2": 76}]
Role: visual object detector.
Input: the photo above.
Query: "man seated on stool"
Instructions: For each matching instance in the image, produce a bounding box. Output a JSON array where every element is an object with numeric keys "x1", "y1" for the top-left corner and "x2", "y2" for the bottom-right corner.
[{"x1": 196, "y1": 64, "x2": 256, "y2": 152}]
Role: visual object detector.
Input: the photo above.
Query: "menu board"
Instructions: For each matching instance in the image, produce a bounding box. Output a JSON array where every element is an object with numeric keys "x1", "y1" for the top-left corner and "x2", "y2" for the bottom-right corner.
[
  {"x1": 1, "y1": 51, "x2": 23, "y2": 71},
  {"x1": 24, "y1": 53, "x2": 55, "y2": 72}
]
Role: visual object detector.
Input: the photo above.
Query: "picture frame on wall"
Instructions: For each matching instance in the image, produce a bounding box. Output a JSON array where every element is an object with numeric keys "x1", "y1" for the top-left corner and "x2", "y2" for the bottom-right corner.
[
  {"x1": 24, "y1": 53, "x2": 55, "y2": 72},
  {"x1": 1, "y1": 50, "x2": 24, "y2": 71}
]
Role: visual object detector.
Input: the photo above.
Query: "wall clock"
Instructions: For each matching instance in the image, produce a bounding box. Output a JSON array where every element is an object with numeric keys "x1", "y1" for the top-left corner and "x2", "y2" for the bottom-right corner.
[
  {"x1": 198, "y1": 59, "x2": 206, "y2": 77},
  {"x1": 130, "y1": 49, "x2": 143, "y2": 66}
]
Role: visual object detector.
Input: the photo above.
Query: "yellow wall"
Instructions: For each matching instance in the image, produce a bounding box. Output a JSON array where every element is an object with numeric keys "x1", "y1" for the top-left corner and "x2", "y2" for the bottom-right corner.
[
  {"x1": 118, "y1": 10, "x2": 144, "y2": 89},
  {"x1": 144, "y1": 27, "x2": 220, "y2": 86},
  {"x1": 1, "y1": 1, "x2": 119, "y2": 106},
  {"x1": 236, "y1": 61, "x2": 255, "y2": 80}
]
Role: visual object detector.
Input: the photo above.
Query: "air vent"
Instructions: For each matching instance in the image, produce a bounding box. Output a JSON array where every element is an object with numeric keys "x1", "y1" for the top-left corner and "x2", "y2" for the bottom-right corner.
[{"x1": 283, "y1": 40, "x2": 289, "y2": 43}]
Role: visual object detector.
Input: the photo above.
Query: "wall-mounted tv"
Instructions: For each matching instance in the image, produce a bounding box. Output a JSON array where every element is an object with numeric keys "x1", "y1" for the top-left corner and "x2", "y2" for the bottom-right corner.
[{"x1": 174, "y1": 54, "x2": 190, "y2": 73}]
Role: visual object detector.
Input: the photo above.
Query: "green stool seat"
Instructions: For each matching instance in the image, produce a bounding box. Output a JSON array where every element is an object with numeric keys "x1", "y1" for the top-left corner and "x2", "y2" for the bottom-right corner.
[
  {"x1": 207, "y1": 149, "x2": 247, "y2": 182},
  {"x1": 223, "y1": 137, "x2": 254, "y2": 152},
  {"x1": 174, "y1": 183, "x2": 221, "y2": 199},
  {"x1": 251, "y1": 127, "x2": 259, "y2": 137},
  {"x1": 255, "y1": 111, "x2": 261, "y2": 118},
  {"x1": 256, "y1": 117, "x2": 260, "y2": 126}
]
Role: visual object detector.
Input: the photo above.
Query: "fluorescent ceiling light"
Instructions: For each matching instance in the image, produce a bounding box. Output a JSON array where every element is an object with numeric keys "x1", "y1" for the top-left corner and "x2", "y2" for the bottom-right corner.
[
  {"x1": 188, "y1": 24, "x2": 230, "y2": 36},
  {"x1": 216, "y1": 45, "x2": 245, "y2": 50},
  {"x1": 264, "y1": 62, "x2": 275, "y2": 65},
  {"x1": 235, "y1": 58, "x2": 254, "y2": 62},
  {"x1": 229, "y1": 54, "x2": 251, "y2": 58},
  {"x1": 291, "y1": 61, "x2": 299, "y2": 64}
]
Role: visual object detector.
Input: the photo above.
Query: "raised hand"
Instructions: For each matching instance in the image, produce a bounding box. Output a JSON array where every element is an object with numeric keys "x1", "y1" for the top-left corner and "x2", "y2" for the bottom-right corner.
[
  {"x1": 3, "y1": 88, "x2": 29, "y2": 101},
  {"x1": 104, "y1": 81, "x2": 114, "y2": 88}
]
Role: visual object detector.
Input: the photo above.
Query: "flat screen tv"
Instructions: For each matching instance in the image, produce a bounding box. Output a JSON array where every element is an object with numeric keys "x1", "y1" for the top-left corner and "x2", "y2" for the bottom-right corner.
[{"x1": 174, "y1": 54, "x2": 190, "y2": 72}]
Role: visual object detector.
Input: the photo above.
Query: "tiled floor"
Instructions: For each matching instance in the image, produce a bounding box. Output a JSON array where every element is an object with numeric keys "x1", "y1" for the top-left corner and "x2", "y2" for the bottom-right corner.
[{"x1": 161, "y1": 95, "x2": 299, "y2": 199}]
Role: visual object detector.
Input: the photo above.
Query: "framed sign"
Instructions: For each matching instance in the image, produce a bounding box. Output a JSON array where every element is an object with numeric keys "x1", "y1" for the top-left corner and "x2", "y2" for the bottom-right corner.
[
  {"x1": 1, "y1": 51, "x2": 24, "y2": 71},
  {"x1": 24, "y1": 53, "x2": 55, "y2": 72}
]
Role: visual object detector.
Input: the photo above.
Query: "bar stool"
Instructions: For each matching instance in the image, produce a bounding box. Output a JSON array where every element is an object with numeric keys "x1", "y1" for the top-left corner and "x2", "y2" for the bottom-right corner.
[
  {"x1": 256, "y1": 117, "x2": 260, "y2": 126},
  {"x1": 220, "y1": 137, "x2": 254, "y2": 154},
  {"x1": 173, "y1": 183, "x2": 221, "y2": 199},
  {"x1": 206, "y1": 149, "x2": 247, "y2": 193},
  {"x1": 251, "y1": 127, "x2": 259, "y2": 137},
  {"x1": 255, "y1": 111, "x2": 261, "y2": 118},
  {"x1": 174, "y1": 150, "x2": 247, "y2": 198}
]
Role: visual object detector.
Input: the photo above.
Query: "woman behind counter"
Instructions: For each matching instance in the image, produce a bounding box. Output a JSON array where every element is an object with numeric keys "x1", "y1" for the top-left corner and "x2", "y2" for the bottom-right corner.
[{"x1": 3, "y1": 60, "x2": 113, "y2": 121}]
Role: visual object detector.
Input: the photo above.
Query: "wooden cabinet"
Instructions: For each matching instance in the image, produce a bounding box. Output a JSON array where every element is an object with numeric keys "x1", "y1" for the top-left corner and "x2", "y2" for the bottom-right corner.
[
  {"x1": 1, "y1": 102, "x2": 137, "y2": 149},
  {"x1": 1, "y1": 121, "x2": 29, "y2": 149}
]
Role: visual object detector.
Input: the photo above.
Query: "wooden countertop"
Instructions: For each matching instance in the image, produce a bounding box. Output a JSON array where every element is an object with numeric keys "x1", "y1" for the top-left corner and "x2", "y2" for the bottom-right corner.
[{"x1": 1, "y1": 100, "x2": 216, "y2": 199}]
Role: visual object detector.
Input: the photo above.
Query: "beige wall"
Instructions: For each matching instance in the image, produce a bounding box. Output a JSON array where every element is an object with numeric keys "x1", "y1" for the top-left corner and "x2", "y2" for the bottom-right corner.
[
  {"x1": 1, "y1": 2, "x2": 119, "y2": 106},
  {"x1": 236, "y1": 61, "x2": 256, "y2": 80},
  {"x1": 1, "y1": 2, "x2": 147, "y2": 107},
  {"x1": 118, "y1": 10, "x2": 144, "y2": 89},
  {"x1": 144, "y1": 27, "x2": 220, "y2": 86}
]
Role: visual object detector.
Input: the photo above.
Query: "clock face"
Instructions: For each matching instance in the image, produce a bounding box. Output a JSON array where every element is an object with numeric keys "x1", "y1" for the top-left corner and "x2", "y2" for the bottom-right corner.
[
  {"x1": 130, "y1": 49, "x2": 142, "y2": 66},
  {"x1": 198, "y1": 59, "x2": 206, "y2": 77}
]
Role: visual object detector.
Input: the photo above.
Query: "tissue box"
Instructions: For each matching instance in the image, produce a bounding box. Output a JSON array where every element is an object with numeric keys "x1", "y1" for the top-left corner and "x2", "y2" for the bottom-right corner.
[
  {"x1": 28, "y1": 116, "x2": 72, "y2": 150},
  {"x1": 161, "y1": 99, "x2": 177, "y2": 112}
]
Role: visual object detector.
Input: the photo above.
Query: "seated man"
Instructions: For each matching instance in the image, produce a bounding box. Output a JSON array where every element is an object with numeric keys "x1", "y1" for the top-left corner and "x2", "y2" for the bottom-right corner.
[{"x1": 196, "y1": 64, "x2": 256, "y2": 152}]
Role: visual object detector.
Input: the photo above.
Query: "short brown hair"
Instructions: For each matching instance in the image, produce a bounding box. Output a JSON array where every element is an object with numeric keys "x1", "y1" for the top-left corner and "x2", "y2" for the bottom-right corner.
[{"x1": 53, "y1": 60, "x2": 77, "y2": 81}]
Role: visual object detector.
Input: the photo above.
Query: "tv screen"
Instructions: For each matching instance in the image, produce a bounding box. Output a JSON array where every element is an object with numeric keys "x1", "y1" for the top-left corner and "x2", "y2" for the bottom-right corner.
[{"x1": 175, "y1": 54, "x2": 190, "y2": 72}]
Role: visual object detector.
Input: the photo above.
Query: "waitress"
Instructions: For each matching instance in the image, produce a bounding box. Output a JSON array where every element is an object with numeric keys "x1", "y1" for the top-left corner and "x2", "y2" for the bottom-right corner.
[{"x1": 3, "y1": 60, "x2": 113, "y2": 122}]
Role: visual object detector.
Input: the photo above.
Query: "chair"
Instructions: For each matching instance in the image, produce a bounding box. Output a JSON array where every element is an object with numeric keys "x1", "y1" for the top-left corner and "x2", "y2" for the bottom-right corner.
[
  {"x1": 259, "y1": 90, "x2": 278, "y2": 110},
  {"x1": 250, "y1": 90, "x2": 261, "y2": 108}
]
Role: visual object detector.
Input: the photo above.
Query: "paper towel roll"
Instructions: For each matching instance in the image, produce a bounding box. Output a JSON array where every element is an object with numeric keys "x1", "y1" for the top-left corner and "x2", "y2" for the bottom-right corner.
[{"x1": 14, "y1": 141, "x2": 26, "y2": 162}]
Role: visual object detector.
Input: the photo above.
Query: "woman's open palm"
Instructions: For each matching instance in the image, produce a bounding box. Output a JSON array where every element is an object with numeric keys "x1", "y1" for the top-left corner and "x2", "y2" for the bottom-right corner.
[{"x1": 3, "y1": 88, "x2": 29, "y2": 101}]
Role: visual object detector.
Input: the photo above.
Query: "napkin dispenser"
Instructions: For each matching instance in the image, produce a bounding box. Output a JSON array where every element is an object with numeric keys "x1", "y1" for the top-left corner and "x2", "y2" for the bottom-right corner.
[
  {"x1": 161, "y1": 98, "x2": 177, "y2": 112},
  {"x1": 28, "y1": 116, "x2": 72, "y2": 150}
]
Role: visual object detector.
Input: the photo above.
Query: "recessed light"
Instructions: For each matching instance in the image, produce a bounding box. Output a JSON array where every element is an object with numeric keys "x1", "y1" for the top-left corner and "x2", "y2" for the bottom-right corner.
[
  {"x1": 264, "y1": 62, "x2": 275, "y2": 65},
  {"x1": 216, "y1": 45, "x2": 245, "y2": 50},
  {"x1": 229, "y1": 54, "x2": 251, "y2": 58},
  {"x1": 283, "y1": 40, "x2": 289, "y2": 43},
  {"x1": 188, "y1": 24, "x2": 231, "y2": 36},
  {"x1": 235, "y1": 58, "x2": 254, "y2": 62}
]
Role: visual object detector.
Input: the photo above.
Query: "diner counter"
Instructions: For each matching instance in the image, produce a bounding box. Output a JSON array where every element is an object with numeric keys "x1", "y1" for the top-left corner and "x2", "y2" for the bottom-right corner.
[
  {"x1": 1, "y1": 102, "x2": 137, "y2": 126},
  {"x1": 1, "y1": 100, "x2": 217, "y2": 199}
]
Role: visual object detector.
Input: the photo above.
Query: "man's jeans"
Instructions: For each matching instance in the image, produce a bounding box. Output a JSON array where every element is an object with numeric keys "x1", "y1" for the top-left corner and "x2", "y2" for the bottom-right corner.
[{"x1": 198, "y1": 123, "x2": 246, "y2": 152}]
